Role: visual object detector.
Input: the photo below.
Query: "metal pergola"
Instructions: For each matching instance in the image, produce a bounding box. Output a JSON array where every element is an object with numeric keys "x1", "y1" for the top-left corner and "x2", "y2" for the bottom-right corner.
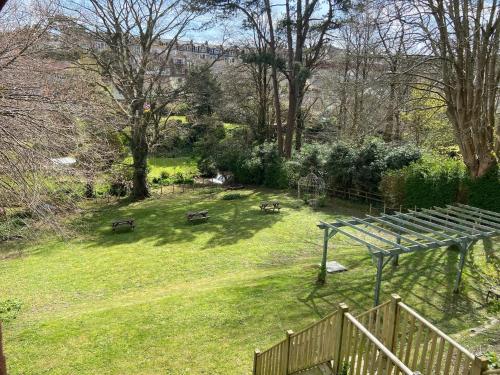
[{"x1": 317, "y1": 204, "x2": 500, "y2": 306}]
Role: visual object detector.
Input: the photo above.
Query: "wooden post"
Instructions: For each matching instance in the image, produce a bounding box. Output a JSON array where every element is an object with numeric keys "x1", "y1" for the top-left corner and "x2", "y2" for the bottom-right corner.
[
  {"x1": 374, "y1": 253, "x2": 384, "y2": 306},
  {"x1": 318, "y1": 227, "x2": 330, "y2": 284},
  {"x1": 392, "y1": 236, "x2": 400, "y2": 267},
  {"x1": 284, "y1": 330, "x2": 294, "y2": 374},
  {"x1": 253, "y1": 349, "x2": 261, "y2": 375},
  {"x1": 0, "y1": 322, "x2": 6, "y2": 375},
  {"x1": 386, "y1": 294, "x2": 401, "y2": 350},
  {"x1": 454, "y1": 243, "x2": 468, "y2": 293},
  {"x1": 160, "y1": 185, "x2": 163, "y2": 195},
  {"x1": 470, "y1": 355, "x2": 488, "y2": 375},
  {"x1": 334, "y1": 303, "x2": 349, "y2": 374}
]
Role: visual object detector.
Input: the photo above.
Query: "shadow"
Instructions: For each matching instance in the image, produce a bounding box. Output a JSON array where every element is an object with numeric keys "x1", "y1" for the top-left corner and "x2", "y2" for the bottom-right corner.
[{"x1": 74, "y1": 188, "x2": 290, "y2": 252}]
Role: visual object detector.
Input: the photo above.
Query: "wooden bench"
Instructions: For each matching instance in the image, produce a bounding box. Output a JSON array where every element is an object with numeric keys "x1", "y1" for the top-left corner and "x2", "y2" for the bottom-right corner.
[
  {"x1": 112, "y1": 218, "x2": 135, "y2": 231},
  {"x1": 187, "y1": 210, "x2": 209, "y2": 223},
  {"x1": 260, "y1": 201, "x2": 281, "y2": 213},
  {"x1": 486, "y1": 287, "x2": 500, "y2": 303}
]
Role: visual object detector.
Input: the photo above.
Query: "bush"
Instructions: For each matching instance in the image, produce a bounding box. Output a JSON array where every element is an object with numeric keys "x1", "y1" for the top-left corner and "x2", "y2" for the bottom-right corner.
[
  {"x1": 464, "y1": 167, "x2": 500, "y2": 212},
  {"x1": 198, "y1": 158, "x2": 218, "y2": 178},
  {"x1": 323, "y1": 140, "x2": 419, "y2": 193},
  {"x1": 211, "y1": 140, "x2": 288, "y2": 188},
  {"x1": 381, "y1": 155, "x2": 467, "y2": 208}
]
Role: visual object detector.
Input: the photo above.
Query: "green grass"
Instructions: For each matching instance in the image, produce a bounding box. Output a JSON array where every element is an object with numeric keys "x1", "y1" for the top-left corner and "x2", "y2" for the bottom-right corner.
[
  {"x1": 163, "y1": 115, "x2": 244, "y2": 130},
  {"x1": 0, "y1": 189, "x2": 498, "y2": 374},
  {"x1": 123, "y1": 156, "x2": 199, "y2": 181},
  {"x1": 166, "y1": 115, "x2": 188, "y2": 123}
]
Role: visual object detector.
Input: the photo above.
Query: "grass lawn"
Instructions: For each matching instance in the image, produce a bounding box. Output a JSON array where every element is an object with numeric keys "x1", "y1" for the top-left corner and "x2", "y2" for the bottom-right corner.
[
  {"x1": 123, "y1": 156, "x2": 199, "y2": 181},
  {"x1": 0, "y1": 188, "x2": 498, "y2": 374},
  {"x1": 164, "y1": 115, "x2": 244, "y2": 131}
]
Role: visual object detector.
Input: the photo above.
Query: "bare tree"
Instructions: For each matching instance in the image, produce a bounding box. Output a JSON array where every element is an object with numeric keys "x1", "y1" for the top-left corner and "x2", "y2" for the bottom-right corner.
[
  {"x1": 62, "y1": 0, "x2": 199, "y2": 199},
  {"x1": 0, "y1": 1, "x2": 119, "y2": 218},
  {"x1": 400, "y1": 0, "x2": 500, "y2": 177}
]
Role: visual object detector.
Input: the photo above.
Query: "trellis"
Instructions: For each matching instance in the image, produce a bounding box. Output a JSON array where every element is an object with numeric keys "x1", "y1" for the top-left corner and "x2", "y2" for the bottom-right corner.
[
  {"x1": 318, "y1": 204, "x2": 500, "y2": 306},
  {"x1": 297, "y1": 172, "x2": 325, "y2": 200}
]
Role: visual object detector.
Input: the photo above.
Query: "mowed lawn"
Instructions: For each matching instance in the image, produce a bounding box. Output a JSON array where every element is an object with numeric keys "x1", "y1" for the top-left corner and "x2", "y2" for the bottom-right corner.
[{"x1": 0, "y1": 188, "x2": 498, "y2": 374}]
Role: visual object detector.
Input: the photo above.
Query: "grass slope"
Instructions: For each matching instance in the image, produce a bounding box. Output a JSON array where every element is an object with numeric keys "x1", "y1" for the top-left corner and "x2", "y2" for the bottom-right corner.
[{"x1": 0, "y1": 189, "x2": 498, "y2": 374}]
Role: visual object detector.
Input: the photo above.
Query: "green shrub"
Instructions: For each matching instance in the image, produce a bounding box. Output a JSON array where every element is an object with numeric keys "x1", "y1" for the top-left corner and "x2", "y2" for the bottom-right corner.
[
  {"x1": 198, "y1": 158, "x2": 218, "y2": 178},
  {"x1": 464, "y1": 167, "x2": 500, "y2": 212},
  {"x1": 381, "y1": 155, "x2": 467, "y2": 208},
  {"x1": 323, "y1": 140, "x2": 420, "y2": 193}
]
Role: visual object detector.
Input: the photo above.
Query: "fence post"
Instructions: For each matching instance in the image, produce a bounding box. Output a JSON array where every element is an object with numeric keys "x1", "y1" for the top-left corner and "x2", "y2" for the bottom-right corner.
[
  {"x1": 335, "y1": 303, "x2": 349, "y2": 374},
  {"x1": 386, "y1": 294, "x2": 401, "y2": 350},
  {"x1": 470, "y1": 355, "x2": 488, "y2": 375},
  {"x1": 0, "y1": 322, "x2": 6, "y2": 375},
  {"x1": 283, "y1": 330, "x2": 294, "y2": 374},
  {"x1": 253, "y1": 349, "x2": 261, "y2": 375}
]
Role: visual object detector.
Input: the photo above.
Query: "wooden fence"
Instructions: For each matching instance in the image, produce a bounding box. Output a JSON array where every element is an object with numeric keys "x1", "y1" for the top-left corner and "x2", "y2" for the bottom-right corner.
[{"x1": 253, "y1": 295, "x2": 492, "y2": 375}]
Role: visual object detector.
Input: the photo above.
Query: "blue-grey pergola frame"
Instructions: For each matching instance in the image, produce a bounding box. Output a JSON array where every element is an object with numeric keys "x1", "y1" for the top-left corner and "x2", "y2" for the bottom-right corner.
[{"x1": 317, "y1": 204, "x2": 500, "y2": 306}]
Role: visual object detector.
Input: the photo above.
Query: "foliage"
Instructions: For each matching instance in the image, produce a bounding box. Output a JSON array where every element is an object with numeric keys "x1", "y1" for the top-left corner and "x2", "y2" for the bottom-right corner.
[
  {"x1": 380, "y1": 155, "x2": 467, "y2": 209},
  {"x1": 197, "y1": 158, "x2": 218, "y2": 178},
  {"x1": 401, "y1": 87, "x2": 454, "y2": 149},
  {"x1": 464, "y1": 167, "x2": 500, "y2": 212},
  {"x1": 486, "y1": 351, "x2": 499, "y2": 369},
  {"x1": 184, "y1": 65, "x2": 223, "y2": 118},
  {"x1": 324, "y1": 140, "x2": 421, "y2": 193},
  {"x1": 381, "y1": 155, "x2": 500, "y2": 211}
]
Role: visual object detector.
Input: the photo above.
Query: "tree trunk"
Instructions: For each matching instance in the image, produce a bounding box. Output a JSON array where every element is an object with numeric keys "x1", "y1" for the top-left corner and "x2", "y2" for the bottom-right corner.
[
  {"x1": 264, "y1": 0, "x2": 284, "y2": 155},
  {"x1": 383, "y1": 81, "x2": 396, "y2": 142},
  {"x1": 130, "y1": 115, "x2": 150, "y2": 200}
]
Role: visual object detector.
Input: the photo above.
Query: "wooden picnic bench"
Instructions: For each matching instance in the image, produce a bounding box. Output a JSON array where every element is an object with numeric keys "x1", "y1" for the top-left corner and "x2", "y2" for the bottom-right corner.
[
  {"x1": 260, "y1": 201, "x2": 281, "y2": 213},
  {"x1": 486, "y1": 287, "x2": 500, "y2": 303},
  {"x1": 112, "y1": 218, "x2": 135, "y2": 231},
  {"x1": 187, "y1": 210, "x2": 209, "y2": 223}
]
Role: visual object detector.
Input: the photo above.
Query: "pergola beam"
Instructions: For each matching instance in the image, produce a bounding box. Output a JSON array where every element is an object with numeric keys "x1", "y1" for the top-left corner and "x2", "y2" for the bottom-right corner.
[
  {"x1": 355, "y1": 217, "x2": 425, "y2": 248},
  {"x1": 457, "y1": 203, "x2": 500, "y2": 219},
  {"x1": 335, "y1": 218, "x2": 412, "y2": 253},
  {"x1": 446, "y1": 205, "x2": 500, "y2": 228},
  {"x1": 431, "y1": 207, "x2": 500, "y2": 232},
  {"x1": 367, "y1": 215, "x2": 443, "y2": 245},
  {"x1": 394, "y1": 212, "x2": 465, "y2": 238},
  {"x1": 410, "y1": 210, "x2": 487, "y2": 236},
  {"x1": 317, "y1": 205, "x2": 499, "y2": 306},
  {"x1": 320, "y1": 221, "x2": 389, "y2": 254}
]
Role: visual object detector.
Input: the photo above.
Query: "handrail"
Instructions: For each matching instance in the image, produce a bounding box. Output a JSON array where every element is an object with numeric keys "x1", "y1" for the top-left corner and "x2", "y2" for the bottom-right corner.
[
  {"x1": 344, "y1": 312, "x2": 415, "y2": 375},
  {"x1": 254, "y1": 298, "x2": 489, "y2": 375},
  {"x1": 356, "y1": 300, "x2": 390, "y2": 319},
  {"x1": 398, "y1": 302, "x2": 475, "y2": 360}
]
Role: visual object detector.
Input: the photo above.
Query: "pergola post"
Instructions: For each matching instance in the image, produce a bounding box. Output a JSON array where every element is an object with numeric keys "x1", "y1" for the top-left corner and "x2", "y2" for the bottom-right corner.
[
  {"x1": 374, "y1": 253, "x2": 384, "y2": 306},
  {"x1": 317, "y1": 227, "x2": 330, "y2": 284},
  {"x1": 453, "y1": 241, "x2": 470, "y2": 293},
  {"x1": 392, "y1": 235, "x2": 401, "y2": 267}
]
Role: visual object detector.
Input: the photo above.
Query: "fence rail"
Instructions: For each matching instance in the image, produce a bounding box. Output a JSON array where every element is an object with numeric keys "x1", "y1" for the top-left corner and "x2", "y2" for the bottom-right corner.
[{"x1": 253, "y1": 295, "x2": 492, "y2": 375}]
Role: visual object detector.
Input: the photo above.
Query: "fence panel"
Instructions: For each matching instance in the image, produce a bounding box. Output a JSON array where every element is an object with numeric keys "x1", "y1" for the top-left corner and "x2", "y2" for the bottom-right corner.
[
  {"x1": 254, "y1": 339, "x2": 288, "y2": 375},
  {"x1": 288, "y1": 311, "x2": 339, "y2": 373},
  {"x1": 340, "y1": 313, "x2": 414, "y2": 375},
  {"x1": 394, "y1": 302, "x2": 476, "y2": 375}
]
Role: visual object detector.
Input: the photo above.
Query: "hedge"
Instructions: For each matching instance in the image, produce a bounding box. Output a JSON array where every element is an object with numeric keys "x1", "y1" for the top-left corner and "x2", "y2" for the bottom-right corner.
[{"x1": 380, "y1": 155, "x2": 500, "y2": 211}]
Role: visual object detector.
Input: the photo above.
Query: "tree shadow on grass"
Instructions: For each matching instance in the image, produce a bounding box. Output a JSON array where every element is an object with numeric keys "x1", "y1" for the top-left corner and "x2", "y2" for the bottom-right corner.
[
  {"x1": 76, "y1": 189, "x2": 293, "y2": 251},
  {"x1": 296, "y1": 243, "x2": 492, "y2": 335}
]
